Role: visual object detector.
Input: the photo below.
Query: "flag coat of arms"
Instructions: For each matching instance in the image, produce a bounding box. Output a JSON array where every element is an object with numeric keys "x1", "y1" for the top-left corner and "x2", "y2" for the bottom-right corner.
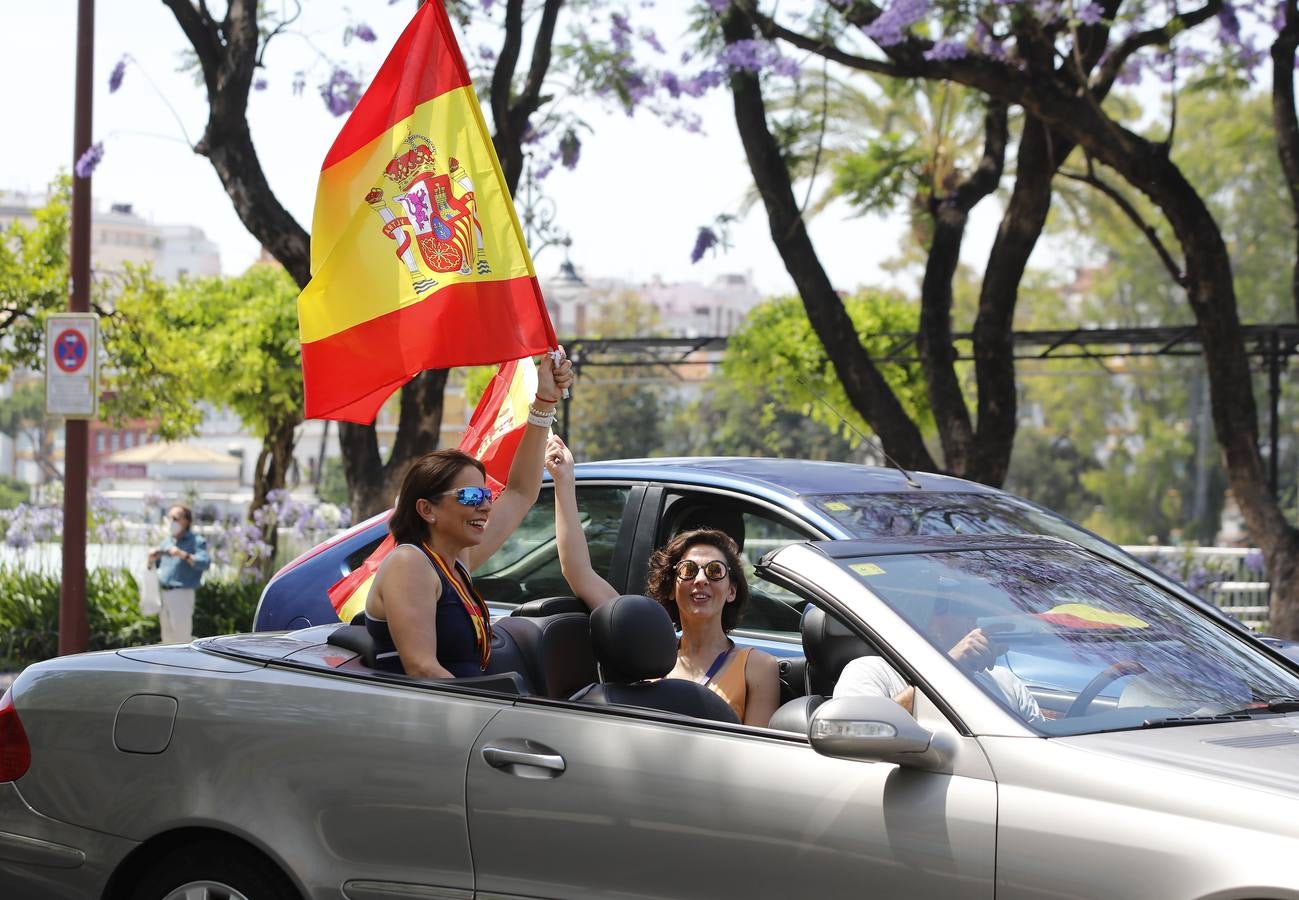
[{"x1": 298, "y1": 1, "x2": 556, "y2": 424}]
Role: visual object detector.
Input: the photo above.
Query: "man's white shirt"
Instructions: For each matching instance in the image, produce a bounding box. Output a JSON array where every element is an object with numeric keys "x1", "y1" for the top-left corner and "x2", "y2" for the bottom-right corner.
[{"x1": 834, "y1": 655, "x2": 1045, "y2": 724}]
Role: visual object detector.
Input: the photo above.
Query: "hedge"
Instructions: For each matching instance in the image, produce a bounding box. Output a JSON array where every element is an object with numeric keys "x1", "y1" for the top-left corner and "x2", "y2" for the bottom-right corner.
[{"x1": 0, "y1": 568, "x2": 264, "y2": 671}]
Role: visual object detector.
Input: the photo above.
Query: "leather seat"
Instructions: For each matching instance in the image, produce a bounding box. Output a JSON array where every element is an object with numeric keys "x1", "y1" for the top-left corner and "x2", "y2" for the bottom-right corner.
[
  {"x1": 490, "y1": 613, "x2": 596, "y2": 698},
  {"x1": 572, "y1": 595, "x2": 740, "y2": 724},
  {"x1": 801, "y1": 604, "x2": 873, "y2": 697}
]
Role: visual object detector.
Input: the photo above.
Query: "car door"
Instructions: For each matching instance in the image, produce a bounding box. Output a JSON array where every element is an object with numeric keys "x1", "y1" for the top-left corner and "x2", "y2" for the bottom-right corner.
[{"x1": 465, "y1": 700, "x2": 996, "y2": 899}]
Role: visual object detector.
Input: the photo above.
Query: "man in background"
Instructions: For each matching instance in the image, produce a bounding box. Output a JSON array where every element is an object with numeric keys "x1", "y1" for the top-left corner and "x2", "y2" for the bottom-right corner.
[{"x1": 148, "y1": 505, "x2": 210, "y2": 643}]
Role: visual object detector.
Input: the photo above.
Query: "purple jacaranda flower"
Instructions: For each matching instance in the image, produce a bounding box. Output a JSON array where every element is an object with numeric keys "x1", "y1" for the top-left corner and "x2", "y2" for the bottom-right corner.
[
  {"x1": 923, "y1": 39, "x2": 967, "y2": 61},
  {"x1": 640, "y1": 28, "x2": 665, "y2": 54},
  {"x1": 534, "y1": 160, "x2": 554, "y2": 180},
  {"x1": 559, "y1": 130, "x2": 581, "y2": 170},
  {"x1": 108, "y1": 57, "x2": 127, "y2": 93},
  {"x1": 481, "y1": 0, "x2": 496, "y2": 11},
  {"x1": 319, "y1": 68, "x2": 362, "y2": 117},
  {"x1": 1077, "y1": 1, "x2": 1104, "y2": 25},
  {"x1": 720, "y1": 39, "x2": 766, "y2": 71},
  {"x1": 74, "y1": 142, "x2": 104, "y2": 179},
  {"x1": 660, "y1": 71, "x2": 682, "y2": 98},
  {"x1": 1245, "y1": 549, "x2": 1265, "y2": 576},
  {"x1": 253, "y1": 77, "x2": 268, "y2": 91},
  {"x1": 611, "y1": 13, "x2": 633, "y2": 54},
  {"x1": 690, "y1": 226, "x2": 718, "y2": 264},
  {"x1": 681, "y1": 69, "x2": 726, "y2": 96},
  {"x1": 354, "y1": 23, "x2": 377, "y2": 43},
  {"x1": 1218, "y1": 2, "x2": 1242, "y2": 45},
  {"x1": 478, "y1": 44, "x2": 497, "y2": 63},
  {"x1": 707, "y1": 0, "x2": 730, "y2": 11},
  {"x1": 863, "y1": 0, "x2": 930, "y2": 47}
]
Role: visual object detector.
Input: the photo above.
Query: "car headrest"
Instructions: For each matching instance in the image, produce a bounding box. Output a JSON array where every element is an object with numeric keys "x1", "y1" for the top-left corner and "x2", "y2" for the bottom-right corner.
[
  {"x1": 801, "y1": 605, "x2": 872, "y2": 696},
  {"x1": 590, "y1": 594, "x2": 678, "y2": 683},
  {"x1": 671, "y1": 503, "x2": 746, "y2": 551}
]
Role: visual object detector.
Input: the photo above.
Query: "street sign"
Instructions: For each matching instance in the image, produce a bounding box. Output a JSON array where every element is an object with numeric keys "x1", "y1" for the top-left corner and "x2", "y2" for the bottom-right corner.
[{"x1": 45, "y1": 313, "x2": 99, "y2": 418}]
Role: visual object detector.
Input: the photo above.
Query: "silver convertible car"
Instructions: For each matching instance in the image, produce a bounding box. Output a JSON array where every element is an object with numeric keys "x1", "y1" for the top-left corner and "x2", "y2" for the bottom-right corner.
[{"x1": 5, "y1": 535, "x2": 1299, "y2": 899}]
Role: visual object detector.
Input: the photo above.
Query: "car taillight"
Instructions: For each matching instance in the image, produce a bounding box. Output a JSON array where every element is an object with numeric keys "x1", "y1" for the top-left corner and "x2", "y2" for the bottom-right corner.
[{"x1": 0, "y1": 688, "x2": 31, "y2": 781}]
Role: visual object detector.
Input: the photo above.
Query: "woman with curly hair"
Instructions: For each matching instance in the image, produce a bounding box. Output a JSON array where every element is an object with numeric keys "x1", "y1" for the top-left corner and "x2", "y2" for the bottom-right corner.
[{"x1": 545, "y1": 439, "x2": 780, "y2": 726}]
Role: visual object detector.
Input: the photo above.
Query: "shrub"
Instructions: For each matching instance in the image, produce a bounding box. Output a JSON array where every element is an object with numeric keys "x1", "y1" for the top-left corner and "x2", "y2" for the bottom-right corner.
[{"x1": 0, "y1": 567, "x2": 263, "y2": 670}]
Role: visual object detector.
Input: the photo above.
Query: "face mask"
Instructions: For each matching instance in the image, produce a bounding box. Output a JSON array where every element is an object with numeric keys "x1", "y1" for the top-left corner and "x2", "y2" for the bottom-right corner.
[{"x1": 169, "y1": 521, "x2": 184, "y2": 537}]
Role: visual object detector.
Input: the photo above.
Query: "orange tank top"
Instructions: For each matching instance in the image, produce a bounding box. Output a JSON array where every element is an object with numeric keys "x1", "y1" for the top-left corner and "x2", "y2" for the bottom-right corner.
[{"x1": 707, "y1": 647, "x2": 753, "y2": 723}]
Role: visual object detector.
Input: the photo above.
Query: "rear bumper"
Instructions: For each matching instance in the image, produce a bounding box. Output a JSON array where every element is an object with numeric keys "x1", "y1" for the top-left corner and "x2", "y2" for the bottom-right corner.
[{"x1": 0, "y1": 781, "x2": 136, "y2": 899}]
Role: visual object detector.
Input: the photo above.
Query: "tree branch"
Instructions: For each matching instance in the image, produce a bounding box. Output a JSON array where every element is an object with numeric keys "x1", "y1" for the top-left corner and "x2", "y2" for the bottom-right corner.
[
  {"x1": 1094, "y1": 0, "x2": 1221, "y2": 97},
  {"x1": 160, "y1": 0, "x2": 222, "y2": 95},
  {"x1": 1272, "y1": 0, "x2": 1299, "y2": 319},
  {"x1": 1059, "y1": 161, "x2": 1187, "y2": 286},
  {"x1": 742, "y1": 8, "x2": 907, "y2": 79},
  {"x1": 517, "y1": 0, "x2": 562, "y2": 118},
  {"x1": 492, "y1": 0, "x2": 524, "y2": 139}
]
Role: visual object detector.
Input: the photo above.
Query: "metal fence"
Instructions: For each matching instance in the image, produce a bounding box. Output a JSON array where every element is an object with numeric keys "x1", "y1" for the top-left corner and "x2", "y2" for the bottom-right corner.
[{"x1": 1122, "y1": 545, "x2": 1270, "y2": 631}]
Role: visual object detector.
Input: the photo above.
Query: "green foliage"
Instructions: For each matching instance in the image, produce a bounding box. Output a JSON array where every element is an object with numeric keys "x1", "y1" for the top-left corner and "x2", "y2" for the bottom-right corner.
[
  {"x1": 722, "y1": 290, "x2": 932, "y2": 445},
  {"x1": 194, "y1": 577, "x2": 264, "y2": 638},
  {"x1": 662, "y1": 372, "x2": 865, "y2": 460},
  {"x1": 832, "y1": 136, "x2": 929, "y2": 215},
  {"x1": 1003, "y1": 430, "x2": 1101, "y2": 526},
  {"x1": 0, "y1": 178, "x2": 71, "y2": 381},
  {"x1": 0, "y1": 568, "x2": 263, "y2": 670},
  {"x1": 104, "y1": 264, "x2": 304, "y2": 441},
  {"x1": 0, "y1": 476, "x2": 28, "y2": 510}
]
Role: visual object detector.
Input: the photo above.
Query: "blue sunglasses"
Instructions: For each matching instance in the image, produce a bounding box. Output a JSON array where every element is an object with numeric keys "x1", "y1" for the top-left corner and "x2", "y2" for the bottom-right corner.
[{"x1": 434, "y1": 486, "x2": 495, "y2": 507}]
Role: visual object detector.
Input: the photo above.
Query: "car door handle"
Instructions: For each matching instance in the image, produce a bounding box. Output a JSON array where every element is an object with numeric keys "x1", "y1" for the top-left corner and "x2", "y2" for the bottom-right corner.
[{"x1": 482, "y1": 742, "x2": 566, "y2": 776}]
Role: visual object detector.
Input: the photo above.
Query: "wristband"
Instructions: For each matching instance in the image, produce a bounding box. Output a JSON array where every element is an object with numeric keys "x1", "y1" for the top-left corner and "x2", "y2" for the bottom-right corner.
[
  {"x1": 527, "y1": 410, "x2": 556, "y2": 427},
  {"x1": 534, "y1": 393, "x2": 559, "y2": 404}
]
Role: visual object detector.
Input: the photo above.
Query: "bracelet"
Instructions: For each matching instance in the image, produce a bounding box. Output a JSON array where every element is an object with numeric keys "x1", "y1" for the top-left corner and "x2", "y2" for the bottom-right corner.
[
  {"x1": 534, "y1": 393, "x2": 560, "y2": 404},
  {"x1": 527, "y1": 410, "x2": 555, "y2": 427},
  {"x1": 528, "y1": 404, "x2": 557, "y2": 418}
]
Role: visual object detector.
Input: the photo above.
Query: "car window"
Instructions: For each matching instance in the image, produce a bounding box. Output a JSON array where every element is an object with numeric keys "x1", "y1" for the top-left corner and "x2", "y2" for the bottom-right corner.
[
  {"x1": 842, "y1": 546, "x2": 1299, "y2": 736},
  {"x1": 474, "y1": 485, "x2": 632, "y2": 607},
  {"x1": 661, "y1": 494, "x2": 815, "y2": 639}
]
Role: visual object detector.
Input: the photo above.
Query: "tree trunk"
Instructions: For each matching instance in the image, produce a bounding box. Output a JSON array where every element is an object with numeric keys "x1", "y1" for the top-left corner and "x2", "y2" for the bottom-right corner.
[
  {"x1": 969, "y1": 119, "x2": 1071, "y2": 485},
  {"x1": 917, "y1": 100, "x2": 1007, "y2": 478},
  {"x1": 1272, "y1": 0, "x2": 1299, "y2": 320},
  {"x1": 341, "y1": 368, "x2": 450, "y2": 519},
  {"x1": 721, "y1": 10, "x2": 937, "y2": 471},
  {"x1": 250, "y1": 415, "x2": 298, "y2": 569}
]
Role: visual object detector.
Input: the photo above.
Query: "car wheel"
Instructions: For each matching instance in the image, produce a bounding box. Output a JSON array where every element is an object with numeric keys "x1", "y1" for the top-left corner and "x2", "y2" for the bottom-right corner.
[{"x1": 126, "y1": 838, "x2": 300, "y2": 900}]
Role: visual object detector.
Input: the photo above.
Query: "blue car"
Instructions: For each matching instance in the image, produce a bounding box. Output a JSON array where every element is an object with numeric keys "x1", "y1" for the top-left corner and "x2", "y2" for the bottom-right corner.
[{"x1": 253, "y1": 458, "x2": 1298, "y2": 689}]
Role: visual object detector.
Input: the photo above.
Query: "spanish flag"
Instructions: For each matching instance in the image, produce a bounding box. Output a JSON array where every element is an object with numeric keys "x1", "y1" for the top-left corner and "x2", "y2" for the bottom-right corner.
[
  {"x1": 328, "y1": 356, "x2": 542, "y2": 622},
  {"x1": 298, "y1": 1, "x2": 556, "y2": 424}
]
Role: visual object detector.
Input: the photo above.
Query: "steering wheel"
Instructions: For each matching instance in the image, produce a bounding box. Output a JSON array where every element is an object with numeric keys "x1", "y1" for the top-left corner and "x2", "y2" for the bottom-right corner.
[{"x1": 1065, "y1": 661, "x2": 1147, "y2": 718}]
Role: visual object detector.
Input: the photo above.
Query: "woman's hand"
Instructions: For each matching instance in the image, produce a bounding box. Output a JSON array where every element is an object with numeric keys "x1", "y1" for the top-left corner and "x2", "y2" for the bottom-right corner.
[
  {"x1": 537, "y1": 346, "x2": 574, "y2": 403},
  {"x1": 545, "y1": 436, "x2": 575, "y2": 485}
]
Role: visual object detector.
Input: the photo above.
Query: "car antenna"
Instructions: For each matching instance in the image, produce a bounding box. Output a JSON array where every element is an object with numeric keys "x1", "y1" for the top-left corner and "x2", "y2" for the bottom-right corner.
[{"x1": 793, "y1": 375, "x2": 924, "y2": 489}]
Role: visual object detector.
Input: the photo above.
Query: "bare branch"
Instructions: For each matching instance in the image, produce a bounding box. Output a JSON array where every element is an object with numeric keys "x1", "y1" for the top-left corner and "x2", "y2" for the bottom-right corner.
[
  {"x1": 160, "y1": 0, "x2": 222, "y2": 93},
  {"x1": 257, "y1": 0, "x2": 303, "y2": 69},
  {"x1": 1059, "y1": 161, "x2": 1187, "y2": 286},
  {"x1": 516, "y1": 0, "x2": 562, "y2": 119},
  {"x1": 492, "y1": 0, "x2": 525, "y2": 140}
]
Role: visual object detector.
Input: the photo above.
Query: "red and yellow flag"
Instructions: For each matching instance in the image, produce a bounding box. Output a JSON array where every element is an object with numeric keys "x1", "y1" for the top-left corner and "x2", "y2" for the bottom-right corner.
[
  {"x1": 328, "y1": 356, "x2": 542, "y2": 622},
  {"x1": 299, "y1": 1, "x2": 556, "y2": 424}
]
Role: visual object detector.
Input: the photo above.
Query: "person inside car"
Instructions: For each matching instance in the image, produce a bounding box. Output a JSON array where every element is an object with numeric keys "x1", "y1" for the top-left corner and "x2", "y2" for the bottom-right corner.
[
  {"x1": 545, "y1": 439, "x2": 780, "y2": 726},
  {"x1": 834, "y1": 595, "x2": 1045, "y2": 724},
  {"x1": 364, "y1": 352, "x2": 574, "y2": 679}
]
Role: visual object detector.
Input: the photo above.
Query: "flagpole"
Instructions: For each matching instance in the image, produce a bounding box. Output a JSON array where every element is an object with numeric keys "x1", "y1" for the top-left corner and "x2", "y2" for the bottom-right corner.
[{"x1": 60, "y1": 0, "x2": 94, "y2": 655}]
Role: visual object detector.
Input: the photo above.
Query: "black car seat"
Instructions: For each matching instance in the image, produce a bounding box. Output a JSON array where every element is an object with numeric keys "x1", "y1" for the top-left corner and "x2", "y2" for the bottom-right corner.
[
  {"x1": 801, "y1": 604, "x2": 874, "y2": 697},
  {"x1": 669, "y1": 502, "x2": 746, "y2": 551},
  {"x1": 767, "y1": 605, "x2": 874, "y2": 734},
  {"x1": 489, "y1": 613, "x2": 596, "y2": 699},
  {"x1": 571, "y1": 595, "x2": 740, "y2": 724}
]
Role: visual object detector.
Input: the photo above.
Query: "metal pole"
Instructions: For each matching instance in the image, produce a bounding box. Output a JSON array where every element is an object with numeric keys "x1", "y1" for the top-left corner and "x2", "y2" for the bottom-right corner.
[
  {"x1": 60, "y1": 0, "x2": 94, "y2": 656},
  {"x1": 1269, "y1": 332, "x2": 1281, "y2": 497}
]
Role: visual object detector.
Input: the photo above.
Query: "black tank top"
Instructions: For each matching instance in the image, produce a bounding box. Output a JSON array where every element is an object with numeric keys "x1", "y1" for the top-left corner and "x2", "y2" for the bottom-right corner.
[{"x1": 365, "y1": 545, "x2": 489, "y2": 677}]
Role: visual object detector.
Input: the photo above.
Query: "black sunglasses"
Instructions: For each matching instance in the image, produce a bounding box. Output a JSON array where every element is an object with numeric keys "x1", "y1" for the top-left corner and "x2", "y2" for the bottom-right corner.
[{"x1": 674, "y1": 559, "x2": 730, "y2": 582}]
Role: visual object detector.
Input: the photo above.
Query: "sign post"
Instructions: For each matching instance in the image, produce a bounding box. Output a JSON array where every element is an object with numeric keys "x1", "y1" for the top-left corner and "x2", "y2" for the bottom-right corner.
[{"x1": 45, "y1": 314, "x2": 99, "y2": 419}]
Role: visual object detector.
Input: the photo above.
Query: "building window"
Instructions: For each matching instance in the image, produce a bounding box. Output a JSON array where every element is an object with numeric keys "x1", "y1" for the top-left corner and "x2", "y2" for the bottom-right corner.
[
  {"x1": 96, "y1": 434, "x2": 105, "y2": 453},
  {"x1": 109, "y1": 433, "x2": 120, "y2": 452}
]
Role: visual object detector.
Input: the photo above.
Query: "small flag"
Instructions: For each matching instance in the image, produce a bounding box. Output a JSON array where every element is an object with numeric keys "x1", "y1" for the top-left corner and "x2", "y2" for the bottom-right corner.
[
  {"x1": 298, "y1": 0, "x2": 556, "y2": 424},
  {"x1": 327, "y1": 357, "x2": 542, "y2": 621}
]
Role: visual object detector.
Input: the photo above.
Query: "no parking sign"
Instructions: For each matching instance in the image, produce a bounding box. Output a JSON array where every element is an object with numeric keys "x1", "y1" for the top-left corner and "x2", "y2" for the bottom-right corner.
[{"x1": 45, "y1": 313, "x2": 99, "y2": 418}]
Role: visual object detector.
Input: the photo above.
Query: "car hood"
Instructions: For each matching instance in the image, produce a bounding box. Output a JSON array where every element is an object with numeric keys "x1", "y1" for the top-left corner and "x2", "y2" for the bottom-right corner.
[{"x1": 1061, "y1": 714, "x2": 1299, "y2": 799}]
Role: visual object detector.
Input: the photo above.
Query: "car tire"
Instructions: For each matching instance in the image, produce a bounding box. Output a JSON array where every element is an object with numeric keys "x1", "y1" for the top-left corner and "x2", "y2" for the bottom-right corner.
[{"x1": 126, "y1": 837, "x2": 300, "y2": 900}]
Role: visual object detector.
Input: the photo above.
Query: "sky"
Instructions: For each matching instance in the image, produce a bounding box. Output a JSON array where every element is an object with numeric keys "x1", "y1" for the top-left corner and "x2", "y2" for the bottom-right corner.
[{"x1": 2, "y1": 1, "x2": 1003, "y2": 298}]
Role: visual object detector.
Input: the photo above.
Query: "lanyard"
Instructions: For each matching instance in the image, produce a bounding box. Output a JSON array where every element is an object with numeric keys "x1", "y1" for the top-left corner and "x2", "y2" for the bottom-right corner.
[{"x1": 422, "y1": 545, "x2": 492, "y2": 670}]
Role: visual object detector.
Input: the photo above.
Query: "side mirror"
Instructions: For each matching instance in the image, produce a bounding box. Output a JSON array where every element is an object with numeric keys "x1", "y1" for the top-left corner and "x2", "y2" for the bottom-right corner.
[{"x1": 808, "y1": 696, "x2": 952, "y2": 770}]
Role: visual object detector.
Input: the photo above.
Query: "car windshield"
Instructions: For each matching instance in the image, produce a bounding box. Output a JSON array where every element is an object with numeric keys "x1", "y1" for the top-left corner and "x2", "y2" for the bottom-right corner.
[
  {"x1": 811, "y1": 492, "x2": 1114, "y2": 556},
  {"x1": 843, "y1": 547, "x2": 1299, "y2": 736}
]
